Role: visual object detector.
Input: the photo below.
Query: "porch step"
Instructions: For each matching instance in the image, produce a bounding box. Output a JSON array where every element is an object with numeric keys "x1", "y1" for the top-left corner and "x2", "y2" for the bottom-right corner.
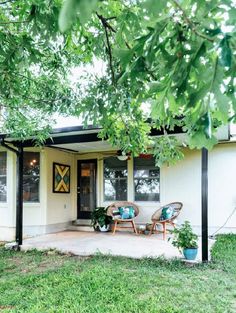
[
  {"x1": 73, "y1": 219, "x2": 92, "y2": 226},
  {"x1": 68, "y1": 225, "x2": 94, "y2": 232},
  {"x1": 69, "y1": 219, "x2": 94, "y2": 232}
]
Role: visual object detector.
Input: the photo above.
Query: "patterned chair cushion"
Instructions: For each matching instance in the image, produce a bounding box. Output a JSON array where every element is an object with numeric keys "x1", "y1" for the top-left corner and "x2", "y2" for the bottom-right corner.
[
  {"x1": 160, "y1": 206, "x2": 174, "y2": 221},
  {"x1": 118, "y1": 206, "x2": 135, "y2": 219}
]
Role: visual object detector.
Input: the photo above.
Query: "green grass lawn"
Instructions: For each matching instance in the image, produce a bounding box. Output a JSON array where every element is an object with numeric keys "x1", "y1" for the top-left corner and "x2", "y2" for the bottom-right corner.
[{"x1": 0, "y1": 234, "x2": 235, "y2": 313}]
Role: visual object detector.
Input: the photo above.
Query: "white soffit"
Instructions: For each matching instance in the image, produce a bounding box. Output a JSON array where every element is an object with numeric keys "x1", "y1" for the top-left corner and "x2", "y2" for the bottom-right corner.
[
  {"x1": 50, "y1": 125, "x2": 230, "y2": 154},
  {"x1": 51, "y1": 140, "x2": 115, "y2": 153}
]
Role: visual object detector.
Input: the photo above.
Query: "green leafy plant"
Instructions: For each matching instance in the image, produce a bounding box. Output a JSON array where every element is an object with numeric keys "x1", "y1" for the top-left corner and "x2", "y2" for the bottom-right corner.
[
  {"x1": 0, "y1": 0, "x2": 235, "y2": 165},
  {"x1": 91, "y1": 207, "x2": 112, "y2": 230},
  {"x1": 170, "y1": 221, "x2": 198, "y2": 251}
]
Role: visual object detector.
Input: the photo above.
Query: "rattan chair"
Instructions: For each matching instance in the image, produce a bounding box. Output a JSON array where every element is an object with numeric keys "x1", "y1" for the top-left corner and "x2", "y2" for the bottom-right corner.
[
  {"x1": 106, "y1": 201, "x2": 139, "y2": 235},
  {"x1": 149, "y1": 202, "x2": 183, "y2": 240}
]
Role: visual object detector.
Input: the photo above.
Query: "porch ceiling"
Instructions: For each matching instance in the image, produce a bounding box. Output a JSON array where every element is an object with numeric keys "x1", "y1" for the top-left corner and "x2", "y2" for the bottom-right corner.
[{"x1": 51, "y1": 140, "x2": 115, "y2": 153}]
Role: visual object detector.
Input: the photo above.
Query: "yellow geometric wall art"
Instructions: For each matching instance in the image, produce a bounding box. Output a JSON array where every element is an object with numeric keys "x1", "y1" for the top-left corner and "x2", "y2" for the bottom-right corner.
[{"x1": 53, "y1": 162, "x2": 70, "y2": 193}]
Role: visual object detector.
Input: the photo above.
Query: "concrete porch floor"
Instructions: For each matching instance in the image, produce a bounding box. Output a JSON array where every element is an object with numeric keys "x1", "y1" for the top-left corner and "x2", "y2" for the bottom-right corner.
[{"x1": 22, "y1": 231, "x2": 215, "y2": 260}]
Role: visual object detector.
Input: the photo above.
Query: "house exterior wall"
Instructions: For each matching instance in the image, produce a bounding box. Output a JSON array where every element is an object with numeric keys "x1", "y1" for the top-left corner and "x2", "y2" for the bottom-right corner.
[
  {"x1": 0, "y1": 143, "x2": 235, "y2": 241},
  {"x1": 208, "y1": 144, "x2": 236, "y2": 233},
  {"x1": 160, "y1": 145, "x2": 236, "y2": 234},
  {"x1": 161, "y1": 149, "x2": 202, "y2": 232},
  {"x1": 45, "y1": 148, "x2": 76, "y2": 233},
  {"x1": 0, "y1": 147, "x2": 76, "y2": 240}
]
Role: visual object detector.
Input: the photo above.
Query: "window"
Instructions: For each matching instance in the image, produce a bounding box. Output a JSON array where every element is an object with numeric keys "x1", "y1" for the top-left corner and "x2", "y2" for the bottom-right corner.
[
  {"x1": 23, "y1": 152, "x2": 40, "y2": 202},
  {"x1": 104, "y1": 157, "x2": 127, "y2": 201},
  {"x1": 134, "y1": 157, "x2": 160, "y2": 201},
  {"x1": 0, "y1": 152, "x2": 7, "y2": 202}
]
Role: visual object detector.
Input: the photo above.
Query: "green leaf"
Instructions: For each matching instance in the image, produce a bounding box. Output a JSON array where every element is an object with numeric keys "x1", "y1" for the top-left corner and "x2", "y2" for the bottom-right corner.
[
  {"x1": 117, "y1": 70, "x2": 129, "y2": 85},
  {"x1": 148, "y1": 81, "x2": 166, "y2": 95},
  {"x1": 142, "y1": 0, "x2": 167, "y2": 15},
  {"x1": 59, "y1": 0, "x2": 97, "y2": 32},
  {"x1": 213, "y1": 90, "x2": 230, "y2": 123},
  {"x1": 59, "y1": 0, "x2": 78, "y2": 32},
  {"x1": 220, "y1": 36, "x2": 232, "y2": 67},
  {"x1": 153, "y1": 136, "x2": 184, "y2": 167},
  {"x1": 211, "y1": 57, "x2": 224, "y2": 93},
  {"x1": 192, "y1": 42, "x2": 206, "y2": 68},
  {"x1": 188, "y1": 84, "x2": 210, "y2": 107},
  {"x1": 130, "y1": 57, "x2": 146, "y2": 77},
  {"x1": 203, "y1": 111, "x2": 212, "y2": 139},
  {"x1": 133, "y1": 31, "x2": 153, "y2": 56},
  {"x1": 151, "y1": 91, "x2": 166, "y2": 119},
  {"x1": 76, "y1": 0, "x2": 98, "y2": 25},
  {"x1": 228, "y1": 8, "x2": 236, "y2": 25},
  {"x1": 168, "y1": 93, "x2": 177, "y2": 112},
  {"x1": 113, "y1": 49, "x2": 133, "y2": 68},
  {"x1": 188, "y1": 132, "x2": 217, "y2": 150},
  {"x1": 205, "y1": 28, "x2": 221, "y2": 37}
]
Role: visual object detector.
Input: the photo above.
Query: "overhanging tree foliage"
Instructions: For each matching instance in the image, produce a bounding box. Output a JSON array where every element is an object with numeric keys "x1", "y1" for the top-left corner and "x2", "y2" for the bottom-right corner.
[
  {"x1": 0, "y1": 0, "x2": 78, "y2": 140},
  {"x1": 0, "y1": 0, "x2": 235, "y2": 164}
]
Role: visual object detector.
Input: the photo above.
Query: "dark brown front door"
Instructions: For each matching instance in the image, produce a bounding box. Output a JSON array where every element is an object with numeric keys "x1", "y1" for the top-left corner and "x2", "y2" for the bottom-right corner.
[{"x1": 77, "y1": 159, "x2": 97, "y2": 219}]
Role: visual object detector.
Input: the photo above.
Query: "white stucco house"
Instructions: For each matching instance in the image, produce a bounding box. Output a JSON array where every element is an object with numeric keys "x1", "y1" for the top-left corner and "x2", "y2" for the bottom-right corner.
[{"x1": 0, "y1": 123, "x2": 235, "y2": 242}]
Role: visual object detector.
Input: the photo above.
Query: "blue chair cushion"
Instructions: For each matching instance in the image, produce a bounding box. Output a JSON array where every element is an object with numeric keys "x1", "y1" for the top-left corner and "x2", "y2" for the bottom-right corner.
[
  {"x1": 118, "y1": 206, "x2": 135, "y2": 219},
  {"x1": 160, "y1": 206, "x2": 174, "y2": 221}
]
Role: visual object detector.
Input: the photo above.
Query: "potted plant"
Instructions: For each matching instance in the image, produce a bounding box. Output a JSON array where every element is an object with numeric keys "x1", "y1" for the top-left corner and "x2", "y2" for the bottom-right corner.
[
  {"x1": 91, "y1": 207, "x2": 112, "y2": 232},
  {"x1": 170, "y1": 221, "x2": 198, "y2": 260}
]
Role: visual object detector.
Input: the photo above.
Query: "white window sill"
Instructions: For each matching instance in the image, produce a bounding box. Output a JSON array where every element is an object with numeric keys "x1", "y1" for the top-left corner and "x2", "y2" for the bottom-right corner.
[{"x1": 23, "y1": 202, "x2": 41, "y2": 207}]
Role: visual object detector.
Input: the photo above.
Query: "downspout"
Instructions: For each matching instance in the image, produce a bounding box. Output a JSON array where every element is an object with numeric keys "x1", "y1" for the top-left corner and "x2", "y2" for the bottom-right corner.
[
  {"x1": 0, "y1": 139, "x2": 24, "y2": 249},
  {"x1": 201, "y1": 148, "x2": 208, "y2": 262}
]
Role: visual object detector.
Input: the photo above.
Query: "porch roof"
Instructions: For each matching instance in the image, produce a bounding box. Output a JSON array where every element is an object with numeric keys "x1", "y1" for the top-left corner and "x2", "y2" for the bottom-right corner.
[
  {"x1": 0, "y1": 122, "x2": 230, "y2": 154},
  {"x1": 0, "y1": 124, "x2": 185, "y2": 152}
]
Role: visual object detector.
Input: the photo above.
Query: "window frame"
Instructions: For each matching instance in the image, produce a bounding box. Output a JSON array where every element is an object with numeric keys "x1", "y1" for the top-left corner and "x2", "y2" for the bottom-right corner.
[
  {"x1": 23, "y1": 151, "x2": 40, "y2": 203},
  {"x1": 103, "y1": 157, "x2": 128, "y2": 202},
  {"x1": 133, "y1": 156, "x2": 160, "y2": 202},
  {"x1": 0, "y1": 151, "x2": 7, "y2": 203}
]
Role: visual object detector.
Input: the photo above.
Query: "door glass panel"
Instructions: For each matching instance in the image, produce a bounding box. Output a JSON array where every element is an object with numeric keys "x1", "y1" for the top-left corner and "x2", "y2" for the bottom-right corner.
[{"x1": 79, "y1": 162, "x2": 96, "y2": 213}]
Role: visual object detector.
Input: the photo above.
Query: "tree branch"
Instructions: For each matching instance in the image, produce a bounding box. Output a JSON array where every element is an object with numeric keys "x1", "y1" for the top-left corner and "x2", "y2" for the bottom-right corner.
[
  {"x1": 96, "y1": 12, "x2": 157, "y2": 82},
  {"x1": 171, "y1": 0, "x2": 214, "y2": 42},
  {"x1": 96, "y1": 13, "x2": 116, "y2": 33},
  {"x1": 96, "y1": 13, "x2": 116, "y2": 85}
]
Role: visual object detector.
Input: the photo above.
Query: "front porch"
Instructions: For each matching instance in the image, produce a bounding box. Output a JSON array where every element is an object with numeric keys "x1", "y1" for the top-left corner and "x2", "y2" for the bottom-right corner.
[
  {"x1": 21, "y1": 231, "x2": 214, "y2": 260},
  {"x1": 2, "y1": 124, "x2": 230, "y2": 262}
]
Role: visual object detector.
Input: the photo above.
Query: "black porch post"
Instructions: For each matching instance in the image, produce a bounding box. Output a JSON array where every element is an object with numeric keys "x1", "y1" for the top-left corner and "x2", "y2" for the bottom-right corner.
[
  {"x1": 201, "y1": 148, "x2": 208, "y2": 262},
  {"x1": 16, "y1": 146, "x2": 24, "y2": 247}
]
